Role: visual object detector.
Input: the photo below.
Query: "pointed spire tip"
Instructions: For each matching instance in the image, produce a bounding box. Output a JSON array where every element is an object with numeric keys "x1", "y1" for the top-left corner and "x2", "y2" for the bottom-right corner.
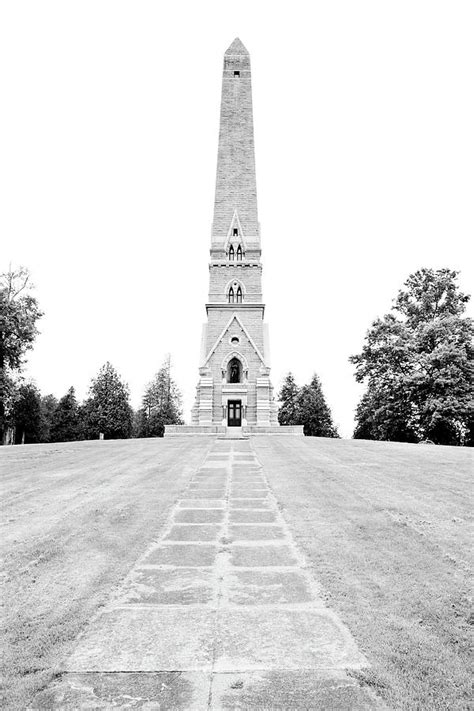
[{"x1": 225, "y1": 37, "x2": 249, "y2": 56}]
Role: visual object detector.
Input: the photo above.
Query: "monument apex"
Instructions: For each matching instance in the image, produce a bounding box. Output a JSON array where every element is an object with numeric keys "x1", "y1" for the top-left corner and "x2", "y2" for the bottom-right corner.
[{"x1": 212, "y1": 37, "x2": 259, "y2": 242}]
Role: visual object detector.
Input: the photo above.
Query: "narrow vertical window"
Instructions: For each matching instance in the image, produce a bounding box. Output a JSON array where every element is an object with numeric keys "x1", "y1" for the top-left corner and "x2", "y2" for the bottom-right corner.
[
  {"x1": 236, "y1": 286, "x2": 242, "y2": 303},
  {"x1": 228, "y1": 245, "x2": 235, "y2": 260},
  {"x1": 233, "y1": 227, "x2": 238, "y2": 236},
  {"x1": 228, "y1": 287, "x2": 235, "y2": 303},
  {"x1": 236, "y1": 245, "x2": 243, "y2": 261}
]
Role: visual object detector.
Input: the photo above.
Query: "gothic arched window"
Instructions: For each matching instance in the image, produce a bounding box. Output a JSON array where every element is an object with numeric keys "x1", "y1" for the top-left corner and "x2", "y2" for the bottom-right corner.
[
  {"x1": 228, "y1": 245, "x2": 235, "y2": 261},
  {"x1": 236, "y1": 245, "x2": 243, "y2": 261},
  {"x1": 236, "y1": 286, "x2": 243, "y2": 303},
  {"x1": 228, "y1": 287, "x2": 235, "y2": 303}
]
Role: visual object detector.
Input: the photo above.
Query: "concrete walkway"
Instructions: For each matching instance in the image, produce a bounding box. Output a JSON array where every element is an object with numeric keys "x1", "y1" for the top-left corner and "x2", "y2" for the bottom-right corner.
[{"x1": 34, "y1": 440, "x2": 382, "y2": 709}]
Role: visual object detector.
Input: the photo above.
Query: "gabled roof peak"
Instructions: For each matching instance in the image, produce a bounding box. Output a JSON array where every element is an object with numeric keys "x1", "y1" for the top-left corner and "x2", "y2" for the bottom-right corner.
[{"x1": 225, "y1": 37, "x2": 249, "y2": 56}]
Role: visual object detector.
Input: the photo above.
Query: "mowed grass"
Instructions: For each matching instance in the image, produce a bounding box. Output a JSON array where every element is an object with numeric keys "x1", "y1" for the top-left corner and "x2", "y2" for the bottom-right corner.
[
  {"x1": 1, "y1": 436, "x2": 472, "y2": 710},
  {"x1": 0, "y1": 438, "x2": 212, "y2": 709},
  {"x1": 253, "y1": 437, "x2": 473, "y2": 711}
]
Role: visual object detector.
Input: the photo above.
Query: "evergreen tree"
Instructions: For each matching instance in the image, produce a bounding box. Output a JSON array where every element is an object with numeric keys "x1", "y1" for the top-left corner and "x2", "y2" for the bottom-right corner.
[
  {"x1": 0, "y1": 267, "x2": 43, "y2": 443},
  {"x1": 82, "y1": 362, "x2": 133, "y2": 439},
  {"x1": 39, "y1": 393, "x2": 58, "y2": 442},
  {"x1": 50, "y1": 387, "x2": 80, "y2": 442},
  {"x1": 12, "y1": 382, "x2": 43, "y2": 444},
  {"x1": 297, "y1": 374, "x2": 339, "y2": 437},
  {"x1": 277, "y1": 372, "x2": 301, "y2": 425},
  {"x1": 132, "y1": 407, "x2": 148, "y2": 438},
  {"x1": 351, "y1": 269, "x2": 474, "y2": 444},
  {"x1": 138, "y1": 356, "x2": 183, "y2": 437}
]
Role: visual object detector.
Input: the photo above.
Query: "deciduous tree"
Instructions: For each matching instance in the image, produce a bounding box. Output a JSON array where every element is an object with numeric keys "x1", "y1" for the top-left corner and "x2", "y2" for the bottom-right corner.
[
  {"x1": 351, "y1": 269, "x2": 474, "y2": 444},
  {"x1": 0, "y1": 267, "x2": 43, "y2": 443}
]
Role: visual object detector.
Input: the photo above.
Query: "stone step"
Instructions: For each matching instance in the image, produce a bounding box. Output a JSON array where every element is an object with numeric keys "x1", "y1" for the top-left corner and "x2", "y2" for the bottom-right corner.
[{"x1": 218, "y1": 427, "x2": 249, "y2": 440}]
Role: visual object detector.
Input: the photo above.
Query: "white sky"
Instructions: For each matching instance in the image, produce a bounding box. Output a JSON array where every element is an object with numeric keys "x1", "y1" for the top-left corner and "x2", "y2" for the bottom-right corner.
[{"x1": 1, "y1": 1, "x2": 473, "y2": 437}]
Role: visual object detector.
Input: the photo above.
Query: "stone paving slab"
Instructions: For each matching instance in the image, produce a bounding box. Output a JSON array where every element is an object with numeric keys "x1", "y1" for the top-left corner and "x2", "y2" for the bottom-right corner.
[
  {"x1": 64, "y1": 609, "x2": 216, "y2": 671},
  {"x1": 65, "y1": 607, "x2": 364, "y2": 673},
  {"x1": 192, "y1": 479, "x2": 227, "y2": 485},
  {"x1": 230, "y1": 484, "x2": 268, "y2": 492},
  {"x1": 175, "y1": 508, "x2": 225, "y2": 523},
  {"x1": 144, "y1": 543, "x2": 219, "y2": 566},
  {"x1": 181, "y1": 489, "x2": 226, "y2": 499},
  {"x1": 229, "y1": 509, "x2": 277, "y2": 523},
  {"x1": 32, "y1": 671, "x2": 211, "y2": 709},
  {"x1": 214, "y1": 609, "x2": 367, "y2": 671},
  {"x1": 178, "y1": 499, "x2": 226, "y2": 508},
  {"x1": 232, "y1": 472, "x2": 262, "y2": 478},
  {"x1": 210, "y1": 670, "x2": 382, "y2": 710},
  {"x1": 227, "y1": 570, "x2": 315, "y2": 605},
  {"x1": 230, "y1": 498, "x2": 271, "y2": 509},
  {"x1": 118, "y1": 568, "x2": 215, "y2": 605},
  {"x1": 165, "y1": 524, "x2": 222, "y2": 541},
  {"x1": 229, "y1": 524, "x2": 285, "y2": 540},
  {"x1": 191, "y1": 476, "x2": 227, "y2": 482},
  {"x1": 230, "y1": 544, "x2": 299, "y2": 567}
]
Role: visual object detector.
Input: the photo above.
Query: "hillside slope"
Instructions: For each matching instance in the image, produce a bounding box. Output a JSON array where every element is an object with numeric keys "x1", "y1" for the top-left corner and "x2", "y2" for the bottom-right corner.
[
  {"x1": 253, "y1": 437, "x2": 473, "y2": 710},
  {"x1": 1, "y1": 436, "x2": 472, "y2": 709}
]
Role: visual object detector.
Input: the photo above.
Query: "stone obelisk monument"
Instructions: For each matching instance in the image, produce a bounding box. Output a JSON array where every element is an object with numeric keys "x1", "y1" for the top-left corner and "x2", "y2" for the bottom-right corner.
[
  {"x1": 191, "y1": 38, "x2": 279, "y2": 431},
  {"x1": 166, "y1": 38, "x2": 302, "y2": 436}
]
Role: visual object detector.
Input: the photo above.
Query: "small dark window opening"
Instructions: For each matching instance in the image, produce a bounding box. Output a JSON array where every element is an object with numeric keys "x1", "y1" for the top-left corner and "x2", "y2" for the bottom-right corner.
[
  {"x1": 236, "y1": 286, "x2": 243, "y2": 303},
  {"x1": 233, "y1": 227, "x2": 238, "y2": 236},
  {"x1": 228, "y1": 287, "x2": 235, "y2": 304},
  {"x1": 236, "y1": 245, "x2": 243, "y2": 261},
  {"x1": 234, "y1": 71, "x2": 240, "y2": 77},
  {"x1": 228, "y1": 245, "x2": 235, "y2": 260}
]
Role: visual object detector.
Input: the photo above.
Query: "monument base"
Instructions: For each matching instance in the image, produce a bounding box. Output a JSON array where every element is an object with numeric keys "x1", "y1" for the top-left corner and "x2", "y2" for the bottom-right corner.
[{"x1": 164, "y1": 425, "x2": 303, "y2": 437}]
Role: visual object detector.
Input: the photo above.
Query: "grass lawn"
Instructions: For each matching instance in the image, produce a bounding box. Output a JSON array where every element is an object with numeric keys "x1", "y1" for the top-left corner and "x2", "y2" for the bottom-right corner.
[
  {"x1": 1, "y1": 436, "x2": 472, "y2": 710},
  {"x1": 0, "y1": 437, "x2": 212, "y2": 709},
  {"x1": 253, "y1": 436, "x2": 473, "y2": 711}
]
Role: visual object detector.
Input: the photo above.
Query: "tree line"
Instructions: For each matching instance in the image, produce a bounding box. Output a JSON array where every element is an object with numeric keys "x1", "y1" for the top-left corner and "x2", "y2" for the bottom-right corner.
[
  {"x1": 276, "y1": 268, "x2": 473, "y2": 445},
  {"x1": 1, "y1": 265, "x2": 473, "y2": 445},
  {"x1": 3, "y1": 359, "x2": 183, "y2": 445},
  {"x1": 0, "y1": 267, "x2": 183, "y2": 444}
]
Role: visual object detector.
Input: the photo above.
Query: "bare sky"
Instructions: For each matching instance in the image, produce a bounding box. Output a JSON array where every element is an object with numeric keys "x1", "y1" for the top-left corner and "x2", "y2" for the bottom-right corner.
[{"x1": 1, "y1": 0, "x2": 473, "y2": 437}]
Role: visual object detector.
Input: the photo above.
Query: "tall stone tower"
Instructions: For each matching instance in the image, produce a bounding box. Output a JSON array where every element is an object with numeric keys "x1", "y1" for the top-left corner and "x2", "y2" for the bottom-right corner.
[{"x1": 192, "y1": 38, "x2": 279, "y2": 429}]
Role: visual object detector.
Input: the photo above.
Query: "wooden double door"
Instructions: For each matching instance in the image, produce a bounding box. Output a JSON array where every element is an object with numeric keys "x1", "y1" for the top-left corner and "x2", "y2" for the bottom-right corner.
[{"x1": 227, "y1": 400, "x2": 242, "y2": 427}]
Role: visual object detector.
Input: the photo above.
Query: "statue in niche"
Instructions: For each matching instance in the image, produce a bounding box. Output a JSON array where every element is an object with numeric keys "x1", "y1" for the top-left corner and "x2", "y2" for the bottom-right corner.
[{"x1": 229, "y1": 358, "x2": 241, "y2": 383}]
